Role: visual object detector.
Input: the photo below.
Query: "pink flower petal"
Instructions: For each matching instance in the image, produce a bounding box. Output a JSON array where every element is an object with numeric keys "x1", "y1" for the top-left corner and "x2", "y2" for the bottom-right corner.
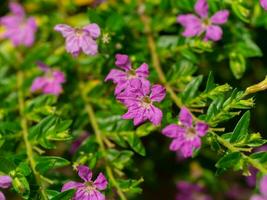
[
  {"x1": 260, "y1": 0, "x2": 267, "y2": 10},
  {"x1": 83, "y1": 23, "x2": 101, "y2": 39},
  {"x1": 0, "y1": 191, "x2": 6, "y2": 200},
  {"x1": 177, "y1": 14, "x2": 203, "y2": 37},
  {"x1": 195, "y1": 122, "x2": 209, "y2": 136},
  {"x1": 0, "y1": 176, "x2": 12, "y2": 189},
  {"x1": 31, "y1": 77, "x2": 47, "y2": 92},
  {"x1": 180, "y1": 143, "x2": 194, "y2": 158},
  {"x1": 260, "y1": 176, "x2": 267, "y2": 197},
  {"x1": 135, "y1": 63, "x2": 149, "y2": 78},
  {"x1": 65, "y1": 35, "x2": 80, "y2": 56},
  {"x1": 94, "y1": 173, "x2": 108, "y2": 190},
  {"x1": 150, "y1": 84, "x2": 166, "y2": 102},
  {"x1": 61, "y1": 181, "x2": 82, "y2": 192},
  {"x1": 179, "y1": 107, "x2": 193, "y2": 127},
  {"x1": 9, "y1": 2, "x2": 25, "y2": 17},
  {"x1": 148, "y1": 105, "x2": 163, "y2": 125},
  {"x1": 162, "y1": 124, "x2": 185, "y2": 138},
  {"x1": 80, "y1": 36, "x2": 98, "y2": 56},
  {"x1": 54, "y1": 24, "x2": 75, "y2": 38},
  {"x1": 169, "y1": 139, "x2": 183, "y2": 151},
  {"x1": 77, "y1": 165, "x2": 93, "y2": 182},
  {"x1": 211, "y1": 10, "x2": 229, "y2": 24},
  {"x1": 205, "y1": 25, "x2": 223, "y2": 41},
  {"x1": 194, "y1": 0, "x2": 209, "y2": 18},
  {"x1": 115, "y1": 54, "x2": 131, "y2": 70},
  {"x1": 43, "y1": 82, "x2": 63, "y2": 96},
  {"x1": 105, "y1": 69, "x2": 127, "y2": 83}
]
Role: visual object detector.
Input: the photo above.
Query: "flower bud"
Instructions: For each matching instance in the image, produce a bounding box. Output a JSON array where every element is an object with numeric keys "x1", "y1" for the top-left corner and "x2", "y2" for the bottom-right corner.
[{"x1": 245, "y1": 76, "x2": 267, "y2": 95}]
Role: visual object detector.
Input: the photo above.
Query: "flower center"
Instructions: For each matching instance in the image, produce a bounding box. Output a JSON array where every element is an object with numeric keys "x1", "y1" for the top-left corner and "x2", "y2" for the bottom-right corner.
[
  {"x1": 84, "y1": 181, "x2": 95, "y2": 192},
  {"x1": 186, "y1": 127, "x2": 196, "y2": 140},
  {"x1": 141, "y1": 96, "x2": 152, "y2": 108},
  {"x1": 202, "y1": 18, "x2": 211, "y2": 27},
  {"x1": 127, "y1": 69, "x2": 136, "y2": 79},
  {"x1": 75, "y1": 28, "x2": 84, "y2": 37}
]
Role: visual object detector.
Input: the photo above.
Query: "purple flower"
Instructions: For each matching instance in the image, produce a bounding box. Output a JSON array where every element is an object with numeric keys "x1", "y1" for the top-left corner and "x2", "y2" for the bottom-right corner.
[
  {"x1": 227, "y1": 184, "x2": 251, "y2": 200},
  {"x1": 62, "y1": 165, "x2": 108, "y2": 200},
  {"x1": 162, "y1": 107, "x2": 209, "y2": 158},
  {"x1": 250, "y1": 176, "x2": 267, "y2": 200},
  {"x1": 69, "y1": 132, "x2": 90, "y2": 155},
  {"x1": 105, "y1": 54, "x2": 150, "y2": 95},
  {"x1": 0, "y1": 175, "x2": 12, "y2": 200},
  {"x1": 246, "y1": 145, "x2": 267, "y2": 187},
  {"x1": 31, "y1": 62, "x2": 66, "y2": 96},
  {"x1": 0, "y1": 2, "x2": 37, "y2": 47},
  {"x1": 54, "y1": 23, "x2": 101, "y2": 57},
  {"x1": 117, "y1": 80, "x2": 166, "y2": 126},
  {"x1": 177, "y1": 0, "x2": 229, "y2": 41},
  {"x1": 260, "y1": 0, "x2": 267, "y2": 10},
  {"x1": 176, "y1": 181, "x2": 212, "y2": 200}
]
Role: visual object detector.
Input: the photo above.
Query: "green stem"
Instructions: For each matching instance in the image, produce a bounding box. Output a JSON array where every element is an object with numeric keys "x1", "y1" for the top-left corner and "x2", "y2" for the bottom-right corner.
[
  {"x1": 17, "y1": 71, "x2": 48, "y2": 200},
  {"x1": 78, "y1": 82, "x2": 127, "y2": 200},
  {"x1": 139, "y1": 4, "x2": 183, "y2": 108}
]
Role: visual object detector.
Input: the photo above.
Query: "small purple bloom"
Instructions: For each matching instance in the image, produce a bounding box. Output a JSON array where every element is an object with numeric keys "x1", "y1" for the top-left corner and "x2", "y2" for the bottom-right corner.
[
  {"x1": 162, "y1": 107, "x2": 209, "y2": 158},
  {"x1": 246, "y1": 145, "x2": 267, "y2": 187},
  {"x1": 117, "y1": 81, "x2": 166, "y2": 126},
  {"x1": 177, "y1": 0, "x2": 229, "y2": 41},
  {"x1": 105, "y1": 54, "x2": 150, "y2": 95},
  {"x1": 62, "y1": 165, "x2": 108, "y2": 200},
  {"x1": 31, "y1": 62, "x2": 66, "y2": 96},
  {"x1": 0, "y1": 175, "x2": 12, "y2": 200},
  {"x1": 250, "y1": 176, "x2": 267, "y2": 200},
  {"x1": 260, "y1": 0, "x2": 267, "y2": 10},
  {"x1": 69, "y1": 132, "x2": 90, "y2": 155},
  {"x1": 176, "y1": 181, "x2": 212, "y2": 200},
  {"x1": 54, "y1": 23, "x2": 101, "y2": 57},
  {"x1": 0, "y1": 2, "x2": 37, "y2": 47}
]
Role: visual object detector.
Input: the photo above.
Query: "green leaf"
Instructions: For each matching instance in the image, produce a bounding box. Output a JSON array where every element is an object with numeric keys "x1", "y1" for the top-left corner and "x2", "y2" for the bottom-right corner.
[
  {"x1": 230, "y1": 53, "x2": 246, "y2": 79},
  {"x1": 204, "y1": 72, "x2": 216, "y2": 92},
  {"x1": 107, "y1": 149, "x2": 134, "y2": 170},
  {"x1": 182, "y1": 75, "x2": 203, "y2": 103},
  {"x1": 118, "y1": 178, "x2": 144, "y2": 195},
  {"x1": 51, "y1": 189, "x2": 75, "y2": 200},
  {"x1": 250, "y1": 152, "x2": 267, "y2": 164},
  {"x1": 230, "y1": 111, "x2": 250, "y2": 143},
  {"x1": 13, "y1": 174, "x2": 30, "y2": 199},
  {"x1": 216, "y1": 152, "x2": 242, "y2": 169},
  {"x1": 124, "y1": 132, "x2": 146, "y2": 156},
  {"x1": 36, "y1": 156, "x2": 70, "y2": 174},
  {"x1": 231, "y1": 2, "x2": 250, "y2": 23}
]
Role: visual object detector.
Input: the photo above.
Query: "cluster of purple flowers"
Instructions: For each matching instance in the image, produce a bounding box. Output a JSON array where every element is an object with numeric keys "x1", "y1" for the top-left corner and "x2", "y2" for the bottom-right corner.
[
  {"x1": 0, "y1": 175, "x2": 12, "y2": 200},
  {"x1": 105, "y1": 54, "x2": 166, "y2": 126}
]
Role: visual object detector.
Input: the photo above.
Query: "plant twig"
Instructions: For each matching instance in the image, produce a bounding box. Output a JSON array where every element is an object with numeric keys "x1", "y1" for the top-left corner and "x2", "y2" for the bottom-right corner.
[
  {"x1": 78, "y1": 82, "x2": 127, "y2": 200},
  {"x1": 17, "y1": 71, "x2": 48, "y2": 200}
]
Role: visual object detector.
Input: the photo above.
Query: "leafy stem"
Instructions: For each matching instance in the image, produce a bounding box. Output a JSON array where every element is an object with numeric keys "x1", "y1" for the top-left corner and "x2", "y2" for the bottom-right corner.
[
  {"x1": 210, "y1": 131, "x2": 267, "y2": 174},
  {"x1": 78, "y1": 81, "x2": 127, "y2": 200},
  {"x1": 16, "y1": 71, "x2": 48, "y2": 200}
]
